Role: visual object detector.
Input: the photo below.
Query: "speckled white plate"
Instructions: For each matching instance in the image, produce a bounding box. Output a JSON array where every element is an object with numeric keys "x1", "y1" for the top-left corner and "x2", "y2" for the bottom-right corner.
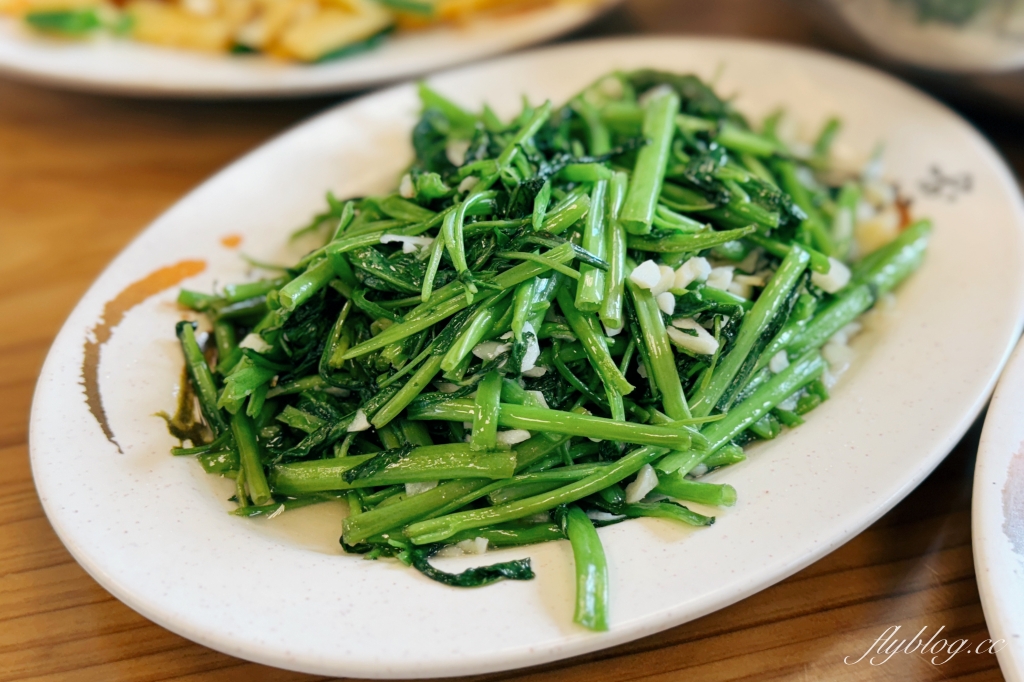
[
  {"x1": 30, "y1": 38, "x2": 1024, "y2": 678},
  {"x1": 975, "y1": 337, "x2": 1024, "y2": 682},
  {"x1": 0, "y1": 0, "x2": 618, "y2": 98}
]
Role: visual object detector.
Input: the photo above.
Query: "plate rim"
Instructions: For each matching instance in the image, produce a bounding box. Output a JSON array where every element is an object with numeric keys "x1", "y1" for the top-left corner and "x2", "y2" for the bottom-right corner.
[
  {"x1": 29, "y1": 35, "x2": 1024, "y2": 677},
  {"x1": 974, "y1": 336, "x2": 1024, "y2": 682}
]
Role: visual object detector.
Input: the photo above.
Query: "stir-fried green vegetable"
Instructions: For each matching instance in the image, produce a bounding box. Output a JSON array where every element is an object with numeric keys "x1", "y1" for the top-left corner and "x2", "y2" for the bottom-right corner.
[{"x1": 169, "y1": 69, "x2": 930, "y2": 631}]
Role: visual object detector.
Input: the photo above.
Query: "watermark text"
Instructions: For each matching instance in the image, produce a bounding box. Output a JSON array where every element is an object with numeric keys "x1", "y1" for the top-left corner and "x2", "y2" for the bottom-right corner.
[{"x1": 844, "y1": 625, "x2": 1005, "y2": 666}]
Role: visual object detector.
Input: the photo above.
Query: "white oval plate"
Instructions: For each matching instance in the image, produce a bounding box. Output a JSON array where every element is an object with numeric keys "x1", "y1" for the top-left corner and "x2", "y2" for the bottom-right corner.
[
  {"x1": 0, "y1": 0, "x2": 618, "y2": 97},
  {"x1": 30, "y1": 37, "x2": 1024, "y2": 678},
  {"x1": 975, "y1": 337, "x2": 1024, "y2": 682}
]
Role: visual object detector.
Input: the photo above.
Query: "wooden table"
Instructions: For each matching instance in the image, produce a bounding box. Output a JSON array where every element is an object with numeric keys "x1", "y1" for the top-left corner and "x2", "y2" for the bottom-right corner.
[{"x1": 0, "y1": 1, "x2": 1016, "y2": 679}]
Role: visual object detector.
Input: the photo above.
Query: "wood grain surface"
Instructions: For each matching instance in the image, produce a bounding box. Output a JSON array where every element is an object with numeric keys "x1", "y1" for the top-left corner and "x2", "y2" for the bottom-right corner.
[{"x1": 0, "y1": 1, "x2": 1018, "y2": 680}]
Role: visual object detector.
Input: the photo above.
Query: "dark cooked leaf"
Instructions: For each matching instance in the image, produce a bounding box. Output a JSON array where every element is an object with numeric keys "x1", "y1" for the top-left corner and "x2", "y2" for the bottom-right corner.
[
  {"x1": 409, "y1": 546, "x2": 535, "y2": 587},
  {"x1": 342, "y1": 444, "x2": 415, "y2": 483},
  {"x1": 278, "y1": 288, "x2": 339, "y2": 383},
  {"x1": 682, "y1": 147, "x2": 730, "y2": 202},
  {"x1": 742, "y1": 176, "x2": 807, "y2": 225},
  {"x1": 627, "y1": 69, "x2": 731, "y2": 119},
  {"x1": 621, "y1": 500, "x2": 715, "y2": 526},
  {"x1": 431, "y1": 305, "x2": 479, "y2": 356},
  {"x1": 523, "y1": 367, "x2": 575, "y2": 411},
  {"x1": 349, "y1": 246, "x2": 424, "y2": 293},
  {"x1": 412, "y1": 108, "x2": 456, "y2": 175}
]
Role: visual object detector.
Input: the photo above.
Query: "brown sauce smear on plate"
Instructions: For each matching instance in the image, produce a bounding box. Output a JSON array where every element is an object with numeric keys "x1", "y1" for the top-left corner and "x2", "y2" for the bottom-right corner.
[{"x1": 80, "y1": 259, "x2": 206, "y2": 452}]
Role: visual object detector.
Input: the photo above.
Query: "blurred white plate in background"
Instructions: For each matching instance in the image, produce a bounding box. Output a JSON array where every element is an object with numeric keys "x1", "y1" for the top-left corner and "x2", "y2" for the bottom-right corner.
[{"x1": 0, "y1": 0, "x2": 619, "y2": 97}]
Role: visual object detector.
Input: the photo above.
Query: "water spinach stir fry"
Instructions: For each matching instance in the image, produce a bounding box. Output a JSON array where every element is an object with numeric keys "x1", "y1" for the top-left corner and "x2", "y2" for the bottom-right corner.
[{"x1": 171, "y1": 69, "x2": 930, "y2": 631}]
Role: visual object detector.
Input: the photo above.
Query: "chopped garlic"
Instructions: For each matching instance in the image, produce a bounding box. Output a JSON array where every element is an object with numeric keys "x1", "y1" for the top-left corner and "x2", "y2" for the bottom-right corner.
[
  {"x1": 519, "y1": 322, "x2": 540, "y2": 372},
  {"x1": 405, "y1": 481, "x2": 438, "y2": 496},
  {"x1": 586, "y1": 510, "x2": 625, "y2": 522},
  {"x1": 668, "y1": 318, "x2": 719, "y2": 355},
  {"x1": 457, "y1": 537, "x2": 489, "y2": 555},
  {"x1": 457, "y1": 176, "x2": 479, "y2": 193},
  {"x1": 822, "y1": 340, "x2": 855, "y2": 376},
  {"x1": 727, "y1": 281, "x2": 752, "y2": 299},
  {"x1": 830, "y1": 321, "x2": 863, "y2": 346},
  {"x1": 399, "y1": 173, "x2": 415, "y2": 199},
  {"x1": 446, "y1": 139, "x2": 471, "y2": 167},
  {"x1": 435, "y1": 544, "x2": 465, "y2": 558},
  {"x1": 472, "y1": 341, "x2": 511, "y2": 361},
  {"x1": 496, "y1": 429, "x2": 532, "y2": 446},
  {"x1": 673, "y1": 256, "x2": 711, "y2": 291},
  {"x1": 525, "y1": 390, "x2": 548, "y2": 409},
  {"x1": 778, "y1": 393, "x2": 800, "y2": 411},
  {"x1": 768, "y1": 350, "x2": 790, "y2": 374},
  {"x1": 380, "y1": 234, "x2": 434, "y2": 254},
  {"x1": 625, "y1": 464, "x2": 659, "y2": 503},
  {"x1": 690, "y1": 463, "x2": 709, "y2": 478},
  {"x1": 629, "y1": 259, "x2": 662, "y2": 290},
  {"x1": 736, "y1": 247, "x2": 761, "y2": 275},
  {"x1": 811, "y1": 257, "x2": 851, "y2": 294},
  {"x1": 347, "y1": 409, "x2": 371, "y2": 432},
  {"x1": 238, "y1": 332, "x2": 270, "y2": 353},
  {"x1": 656, "y1": 291, "x2": 676, "y2": 315},
  {"x1": 706, "y1": 266, "x2": 734, "y2": 291},
  {"x1": 652, "y1": 265, "x2": 676, "y2": 296},
  {"x1": 522, "y1": 365, "x2": 548, "y2": 378}
]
